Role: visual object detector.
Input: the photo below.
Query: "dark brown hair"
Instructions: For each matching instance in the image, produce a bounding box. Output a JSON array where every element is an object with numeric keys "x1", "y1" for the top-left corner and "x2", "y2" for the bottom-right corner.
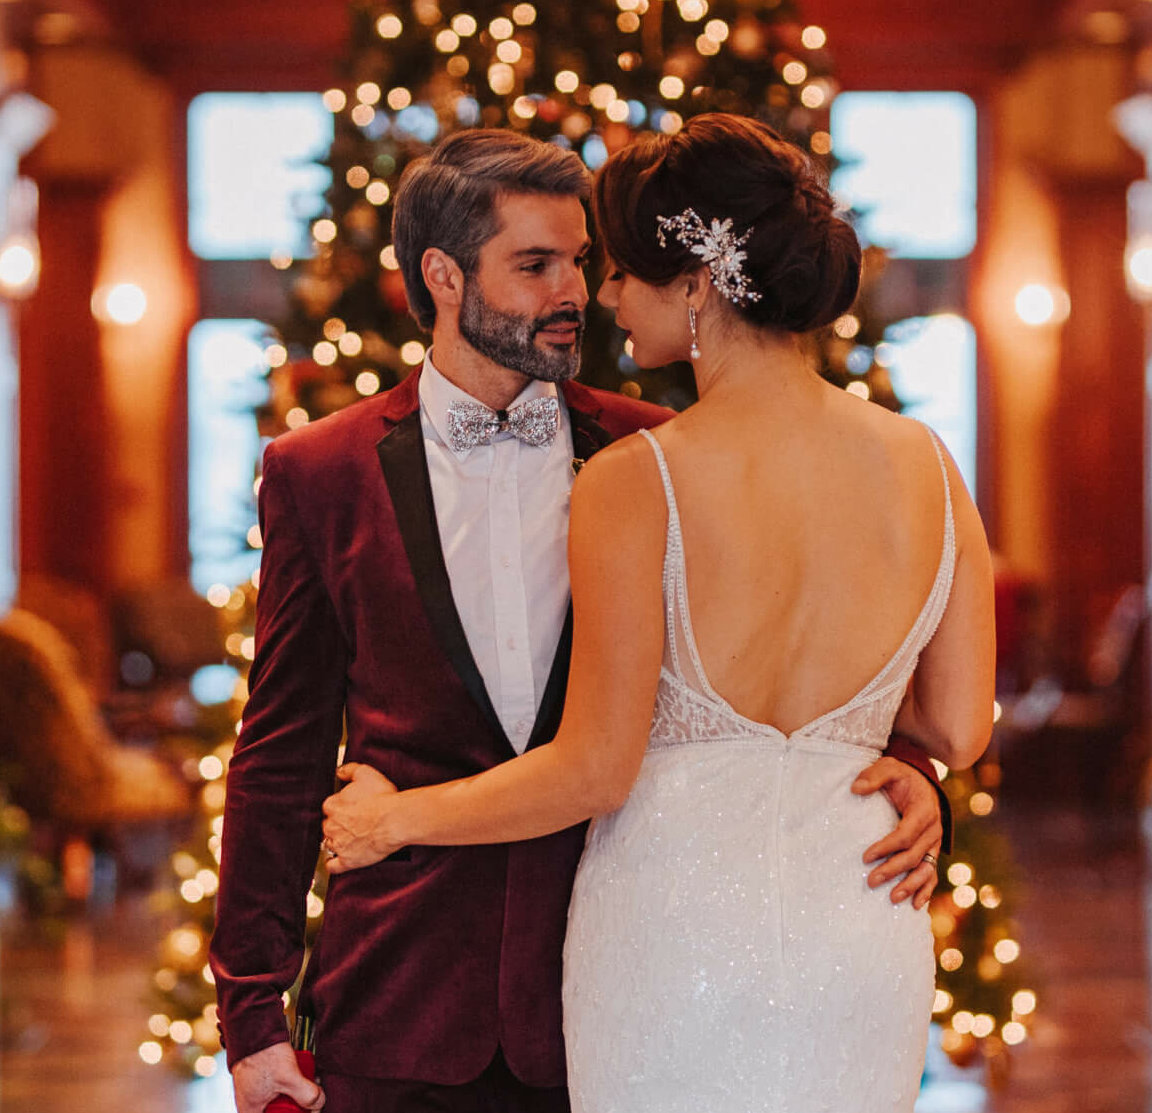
[
  {"x1": 392, "y1": 129, "x2": 591, "y2": 330},
  {"x1": 593, "y1": 114, "x2": 861, "y2": 333}
]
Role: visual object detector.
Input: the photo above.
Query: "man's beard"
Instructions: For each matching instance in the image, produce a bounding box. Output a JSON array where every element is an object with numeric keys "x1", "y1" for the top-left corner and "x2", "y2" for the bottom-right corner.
[{"x1": 458, "y1": 277, "x2": 584, "y2": 383}]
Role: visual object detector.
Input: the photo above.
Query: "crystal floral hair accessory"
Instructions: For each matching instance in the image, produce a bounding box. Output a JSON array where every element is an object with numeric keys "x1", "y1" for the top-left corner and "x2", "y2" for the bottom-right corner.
[{"x1": 655, "y1": 207, "x2": 762, "y2": 307}]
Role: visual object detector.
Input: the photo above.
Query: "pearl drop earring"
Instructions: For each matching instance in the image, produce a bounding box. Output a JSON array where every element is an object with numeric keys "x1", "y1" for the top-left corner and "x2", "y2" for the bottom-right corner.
[{"x1": 688, "y1": 306, "x2": 701, "y2": 360}]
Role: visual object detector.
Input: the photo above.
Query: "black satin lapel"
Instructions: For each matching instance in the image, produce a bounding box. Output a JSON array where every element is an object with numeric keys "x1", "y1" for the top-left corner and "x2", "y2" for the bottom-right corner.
[
  {"x1": 376, "y1": 413, "x2": 505, "y2": 741},
  {"x1": 526, "y1": 605, "x2": 573, "y2": 750},
  {"x1": 567, "y1": 406, "x2": 615, "y2": 465}
]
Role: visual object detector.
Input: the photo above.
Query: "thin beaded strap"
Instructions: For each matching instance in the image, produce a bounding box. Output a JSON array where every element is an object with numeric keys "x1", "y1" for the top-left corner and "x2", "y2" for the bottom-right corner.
[
  {"x1": 638, "y1": 428, "x2": 677, "y2": 519},
  {"x1": 637, "y1": 429, "x2": 709, "y2": 689},
  {"x1": 924, "y1": 427, "x2": 954, "y2": 544},
  {"x1": 848, "y1": 423, "x2": 957, "y2": 707},
  {"x1": 635, "y1": 430, "x2": 686, "y2": 682},
  {"x1": 917, "y1": 425, "x2": 957, "y2": 637}
]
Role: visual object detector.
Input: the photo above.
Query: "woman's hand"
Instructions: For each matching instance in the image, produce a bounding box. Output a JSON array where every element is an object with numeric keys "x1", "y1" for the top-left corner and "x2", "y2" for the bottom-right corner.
[{"x1": 321, "y1": 763, "x2": 403, "y2": 874}]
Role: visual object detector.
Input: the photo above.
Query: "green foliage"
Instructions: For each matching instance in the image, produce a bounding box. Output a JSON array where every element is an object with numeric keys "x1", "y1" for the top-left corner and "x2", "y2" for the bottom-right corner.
[
  {"x1": 265, "y1": 0, "x2": 840, "y2": 426},
  {"x1": 928, "y1": 767, "x2": 1037, "y2": 1063}
]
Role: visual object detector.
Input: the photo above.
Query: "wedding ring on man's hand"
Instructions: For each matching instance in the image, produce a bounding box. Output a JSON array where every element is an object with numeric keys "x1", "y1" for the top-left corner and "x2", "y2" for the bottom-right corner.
[{"x1": 921, "y1": 852, "x2": 938, "y2": 868}]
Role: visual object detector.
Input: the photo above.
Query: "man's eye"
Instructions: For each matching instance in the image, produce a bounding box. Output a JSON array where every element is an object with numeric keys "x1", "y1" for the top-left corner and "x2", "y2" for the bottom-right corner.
[
  {"x1": 521, "y1": 262, "x2": 546, "y2": 274},
  {"x1": 576, "y1": 256, "x2": 591, "y2": 269}
]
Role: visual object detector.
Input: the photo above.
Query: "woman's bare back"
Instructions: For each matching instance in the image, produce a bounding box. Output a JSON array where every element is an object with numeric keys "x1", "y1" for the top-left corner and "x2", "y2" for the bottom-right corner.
[{"x1": 647, "y1": 384, "x2": 951, "y2": 735}]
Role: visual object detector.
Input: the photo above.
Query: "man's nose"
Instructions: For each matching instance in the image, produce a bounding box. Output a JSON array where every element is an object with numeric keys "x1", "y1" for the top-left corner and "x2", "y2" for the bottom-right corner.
[{"x1": 556, "y1": 264, "x2": 589, "y2": 309}]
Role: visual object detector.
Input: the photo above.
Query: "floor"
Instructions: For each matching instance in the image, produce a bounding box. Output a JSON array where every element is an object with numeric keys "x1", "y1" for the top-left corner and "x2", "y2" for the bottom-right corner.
[
  {"x1": 0, "y1": 892, "x2": 221, "y2": 1113},
  {"x1": 982, "y1": 808, "x2": 1152, "y2": 1113},
  {"x1": 0, "y1": 804, "x2": 1148, "y2": 1113}
]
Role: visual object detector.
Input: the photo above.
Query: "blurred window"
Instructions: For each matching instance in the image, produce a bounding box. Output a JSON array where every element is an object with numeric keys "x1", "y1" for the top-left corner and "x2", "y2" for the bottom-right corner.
[
  {"x1": 187, "y1": 92, "x2": 332, "y2": 593},
  {"x1": 882, "y1": 314, "x2": 978, "y2": 492},
  {"x1": 188, "y1": 92, "x2": 332, "y2": 260},
  {"x1": 831, "y1": 92, "x2": 977, "y2": 259},
  {"x1": 832, "y1": 92, "x2": 979, "y2": 490},
  {"x1": 188, "y1": 319, "x2": 268, "y2": 594}
]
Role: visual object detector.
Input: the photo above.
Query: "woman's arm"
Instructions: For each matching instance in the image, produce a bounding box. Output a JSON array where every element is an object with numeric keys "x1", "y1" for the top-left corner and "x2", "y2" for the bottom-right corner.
[
  {"x1": 323, "y1": 436, "x2": 667, "y2": 870},
  {"x1": 893, "y1": 446, "x2": 997, "y2": 770}
]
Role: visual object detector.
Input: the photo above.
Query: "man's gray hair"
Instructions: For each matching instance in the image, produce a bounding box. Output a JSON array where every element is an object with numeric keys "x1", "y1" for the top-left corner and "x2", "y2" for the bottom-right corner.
[{"x1": 392, "y1": 129, "x2": 591, "y2": 330}]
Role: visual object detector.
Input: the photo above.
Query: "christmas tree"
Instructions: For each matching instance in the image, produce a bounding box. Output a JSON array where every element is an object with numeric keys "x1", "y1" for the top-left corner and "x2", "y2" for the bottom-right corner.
[
  {"x1": 927, "y1": 762, "x2": 1038, "y2": 1080},
  {"x1": 262, "y1": 0, "x2": 841, "y2": 430},
  {"x1": 137, "y1": 579, "x2": 334, "y2": 1079},
  {"x1": 135, "y1": 582, "x2": 258, "y2": 1079}
]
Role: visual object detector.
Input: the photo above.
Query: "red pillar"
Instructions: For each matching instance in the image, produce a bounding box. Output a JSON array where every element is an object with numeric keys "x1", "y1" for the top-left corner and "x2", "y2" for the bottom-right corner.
[
  {"x1": 1050, "y1": 176, "x2": 1146, "y2": 676},
  {"x1": 19, "y1": 178, "x2": 112, "y2": 595}
]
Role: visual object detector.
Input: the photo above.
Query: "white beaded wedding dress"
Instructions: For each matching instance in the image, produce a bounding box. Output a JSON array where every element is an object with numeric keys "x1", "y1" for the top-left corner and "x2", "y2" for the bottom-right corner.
[{"x1": 562, "y1": 427, "x2": 954, "y2": 1113}]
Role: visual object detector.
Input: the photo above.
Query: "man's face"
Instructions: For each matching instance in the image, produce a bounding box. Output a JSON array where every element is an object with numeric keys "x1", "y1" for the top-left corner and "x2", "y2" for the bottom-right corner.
[{"x1": 458, "y1": 192, "x2": 591, "y2": 383}]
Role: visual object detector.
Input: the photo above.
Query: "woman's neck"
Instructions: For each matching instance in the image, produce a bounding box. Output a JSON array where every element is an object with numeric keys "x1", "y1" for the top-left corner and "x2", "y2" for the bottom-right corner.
[{"x1": 690, "y1": 325, "x2": 825, "y2": 425}]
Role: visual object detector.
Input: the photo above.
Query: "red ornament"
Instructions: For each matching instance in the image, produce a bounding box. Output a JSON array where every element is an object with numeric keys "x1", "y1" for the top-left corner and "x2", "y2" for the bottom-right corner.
[
  {"x1": 288, "y1": 360, "x2": 326, "y2": 390},
  {"x1": 379, "y1": 267, "x2": 410, "y2": 314},
  {"x1": 537, "y1": 98, "x2": 563, "y2": 123}
]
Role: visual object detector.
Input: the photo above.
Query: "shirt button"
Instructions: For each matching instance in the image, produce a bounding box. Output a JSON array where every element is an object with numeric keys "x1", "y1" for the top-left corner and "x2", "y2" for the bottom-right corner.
[
  {"x1": 501, "y1": 555, "x2": 511, "y2": 569},
  {"x1": 515, "y1": 720, "x2": 530, "y2": 734},
  {"x1": 506, "y1": 637, "x2": 517, "y2": 650}
]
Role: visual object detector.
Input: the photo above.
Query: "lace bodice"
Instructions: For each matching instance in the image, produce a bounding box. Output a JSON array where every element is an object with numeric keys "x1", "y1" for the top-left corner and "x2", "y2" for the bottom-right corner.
[{"x1": 638, "y1": 425, "x2": 955, "y2": 755}]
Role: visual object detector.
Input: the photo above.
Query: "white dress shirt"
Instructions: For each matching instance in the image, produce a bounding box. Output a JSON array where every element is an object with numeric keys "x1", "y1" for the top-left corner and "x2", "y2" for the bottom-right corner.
[{"x1": 418, "y1": 354, "x2": 575, "y2": 753}]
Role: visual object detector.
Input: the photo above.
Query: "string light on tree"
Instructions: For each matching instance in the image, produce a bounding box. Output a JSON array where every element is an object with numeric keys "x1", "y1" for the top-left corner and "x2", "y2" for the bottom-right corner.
[
  {"x1": 376, "y1": 13, "x2": 403, "y2": 37},
  {"x1": 801, "y1": 24, "x2": 827, "y2": 49}
]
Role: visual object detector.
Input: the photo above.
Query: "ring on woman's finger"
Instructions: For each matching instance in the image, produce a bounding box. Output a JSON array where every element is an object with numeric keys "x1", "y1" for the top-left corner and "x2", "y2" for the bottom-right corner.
[
  {"x1": 322, "y1": 839, "x2": 338, "y2": 859},
  {"x1": 920, "y1": 852, "x2": 938, "y2": 868}
]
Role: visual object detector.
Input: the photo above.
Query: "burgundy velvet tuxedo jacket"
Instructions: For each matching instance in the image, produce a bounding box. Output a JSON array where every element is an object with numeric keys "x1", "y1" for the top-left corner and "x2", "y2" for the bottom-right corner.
[
  {"x1": 209, "y1": 368, "x2": 949, "y2": 1089},
  {"x1": 210, "y1": 371, "x2": 670, "y2": 1086}
]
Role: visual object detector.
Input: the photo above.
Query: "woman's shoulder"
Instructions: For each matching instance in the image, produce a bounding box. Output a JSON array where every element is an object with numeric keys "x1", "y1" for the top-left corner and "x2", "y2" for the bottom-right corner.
[
  {"x1": 841, "y1": 400, "x2": 986, "y2": 556},
  {"x1": 829, "y1": 391, "x2": 947, "y2": 478},
  {"x1": 570, "y1": 429, "x2": 671, "y2": 525},
  {"x1": 566, "y1": 433, "x2": 671, "y2": 571},
  {"x1": 577, "y1": 427, "x2": 666, "y2": 488}
]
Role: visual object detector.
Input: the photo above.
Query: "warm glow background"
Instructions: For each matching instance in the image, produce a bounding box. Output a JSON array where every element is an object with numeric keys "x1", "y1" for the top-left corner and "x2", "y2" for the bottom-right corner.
[
  {"x1": 3, "y1": 1, "x2": 1152, "y2": 1110},
  {"x1": 9, "y1": 0, "x2": 1147, "y2": 677}
]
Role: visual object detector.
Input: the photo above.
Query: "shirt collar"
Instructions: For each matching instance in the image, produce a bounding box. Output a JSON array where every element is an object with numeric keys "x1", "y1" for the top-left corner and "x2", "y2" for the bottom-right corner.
[{"x1": 418, "y1": 350, "x2": 560, "y2": 458}]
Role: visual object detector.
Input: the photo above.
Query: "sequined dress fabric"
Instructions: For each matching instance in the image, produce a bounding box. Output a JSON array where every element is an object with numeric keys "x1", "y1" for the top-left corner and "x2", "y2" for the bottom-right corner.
[{"x1": 562, "y1": 426, "x2": 955, "y2": 1113}]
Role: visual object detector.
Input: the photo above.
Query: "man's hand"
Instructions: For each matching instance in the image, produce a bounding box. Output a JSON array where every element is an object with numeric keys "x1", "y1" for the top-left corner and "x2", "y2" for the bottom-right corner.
[
  {"x1": 231, "y1": 1042, "x2": 324, "y2": 1113},
  {"x1": 322, "y1": 763, "x2": 402, "y2": 873},
  {"x1": 851, "y1": 756, "x2": 943, "y2": 910}
]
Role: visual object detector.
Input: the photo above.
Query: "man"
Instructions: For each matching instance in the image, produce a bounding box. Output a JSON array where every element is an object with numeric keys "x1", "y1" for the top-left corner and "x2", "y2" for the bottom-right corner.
[{"x1": 210, "y1": 129, "x2": 946, "y2": 1113}]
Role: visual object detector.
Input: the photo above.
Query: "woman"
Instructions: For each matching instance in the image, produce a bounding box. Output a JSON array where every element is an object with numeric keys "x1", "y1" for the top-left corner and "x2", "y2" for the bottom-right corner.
[{"x1": 323, "y1": 114, "x2": 995, "y2": 1111}]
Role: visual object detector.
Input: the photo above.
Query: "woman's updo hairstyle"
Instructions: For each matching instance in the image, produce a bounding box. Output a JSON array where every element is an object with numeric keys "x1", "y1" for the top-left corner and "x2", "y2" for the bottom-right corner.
[{"x1": 593, "y1": 113, "x2": 861, "y2": 334}]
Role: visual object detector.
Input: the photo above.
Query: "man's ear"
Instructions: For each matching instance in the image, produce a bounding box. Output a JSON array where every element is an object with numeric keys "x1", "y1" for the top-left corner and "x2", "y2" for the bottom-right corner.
[{"x1": 422, "y1": 247, "x2": 465, "y2": 311}]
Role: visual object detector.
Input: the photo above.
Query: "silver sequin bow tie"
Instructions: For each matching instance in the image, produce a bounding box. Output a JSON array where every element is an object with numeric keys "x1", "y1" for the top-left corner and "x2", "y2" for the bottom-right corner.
[{"x1": 445, "y1": 396, "x2": 559, "y2": 453}]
